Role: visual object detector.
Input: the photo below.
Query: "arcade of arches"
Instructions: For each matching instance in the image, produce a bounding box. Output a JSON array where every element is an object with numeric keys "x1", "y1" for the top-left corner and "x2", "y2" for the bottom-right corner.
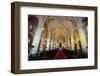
[{"x1": 28, "y1": 15, "x2": 88, "y2": 60}]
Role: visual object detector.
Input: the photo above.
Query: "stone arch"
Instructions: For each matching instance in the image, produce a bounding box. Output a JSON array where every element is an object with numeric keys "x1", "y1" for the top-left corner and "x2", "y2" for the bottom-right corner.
[{"x1": 50, "y1": 24, "x2": 70, "y2": 49}]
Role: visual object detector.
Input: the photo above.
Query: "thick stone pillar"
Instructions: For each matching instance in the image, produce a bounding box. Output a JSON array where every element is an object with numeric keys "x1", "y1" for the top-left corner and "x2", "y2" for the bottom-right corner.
[
  {"x1": 78, "y1": 28, "x2": 87, "y2": 48},
  {"x1": 71, "y1": 32, "x2": 74, "y2": 50},
  {"x1": 77, "y1": 18, "x2": 87, "y2": 53},
  {"x1": 29, "y1": 16, "x2": 45, "y2": 55},
  {"x1": 46, "y1": 32, "x2": 51, "y2": 51}
]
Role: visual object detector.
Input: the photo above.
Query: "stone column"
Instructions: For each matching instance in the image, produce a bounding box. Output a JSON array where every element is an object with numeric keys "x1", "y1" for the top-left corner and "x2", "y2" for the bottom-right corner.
[
  {"x1": 71, "y1": 32, "x2": 74, "y2": 51},
  {"x1": 46, "y1": 32, "x2": 51, "y2": 51},
  {"x1": 77, "y1": 18, "x2": 87, "y2": 53},
  {"x1": 29, "y1": 16, "x2": 45, "y2": 55}
]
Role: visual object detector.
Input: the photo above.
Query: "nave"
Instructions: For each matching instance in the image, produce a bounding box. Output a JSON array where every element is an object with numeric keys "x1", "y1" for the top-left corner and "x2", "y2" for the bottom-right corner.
[{"x1": 28, "y1": 15, "x2": 88, "y2": 61}]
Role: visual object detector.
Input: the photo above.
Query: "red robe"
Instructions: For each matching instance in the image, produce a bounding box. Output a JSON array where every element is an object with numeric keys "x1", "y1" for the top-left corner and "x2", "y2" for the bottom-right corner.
[{"x1": 55, "y1": 48, "x2": 65, "y2": 59}]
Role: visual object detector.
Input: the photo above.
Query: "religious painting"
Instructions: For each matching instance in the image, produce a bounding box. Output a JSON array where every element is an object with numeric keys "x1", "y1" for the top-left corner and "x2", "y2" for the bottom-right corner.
[{"x1": 28, "y1": 15, "x2": 88, "y2": 61}]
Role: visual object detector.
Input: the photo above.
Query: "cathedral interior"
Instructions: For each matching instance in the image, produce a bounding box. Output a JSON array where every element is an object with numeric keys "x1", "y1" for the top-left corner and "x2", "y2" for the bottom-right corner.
[{"x1": 28, "y1": 15, "x2": 88, "y2": 61}]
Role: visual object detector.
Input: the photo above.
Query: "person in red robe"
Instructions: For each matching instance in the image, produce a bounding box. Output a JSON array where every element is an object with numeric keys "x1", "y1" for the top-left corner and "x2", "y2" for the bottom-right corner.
[{"x1": 55, "y1": 43, "x2": 65, "y2": 59}]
